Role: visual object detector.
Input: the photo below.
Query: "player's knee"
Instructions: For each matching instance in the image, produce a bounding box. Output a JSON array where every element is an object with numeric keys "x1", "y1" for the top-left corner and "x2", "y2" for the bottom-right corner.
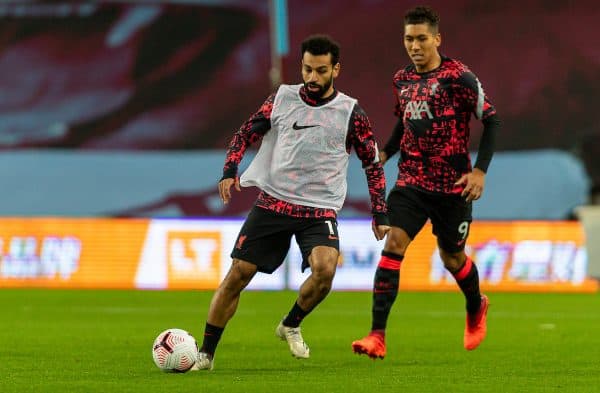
[
  {"x1": 439, "y1": 249, "x2": 465, "y2": 272},
  {"x1": 322, "y1": 264, "x2": 337, "y2": 283},
  {"x1": 234, "y1": 259, "x2": 257, "y2": 279},
  {"x1": 313, "y1": 260, "x2": 336, "y2": 282},
  {"x1": 309, "y1": 247, "x2": 338, "y2": 278},
  {"x1": 222, "y1": 259, "x2": 256, "y2": 291},
  {"x1": 310, "y1": 258, "x2": 337, "y2": 293},
  {"x1": 384, "y1": 227, "x2": 410, "y2": 254}
]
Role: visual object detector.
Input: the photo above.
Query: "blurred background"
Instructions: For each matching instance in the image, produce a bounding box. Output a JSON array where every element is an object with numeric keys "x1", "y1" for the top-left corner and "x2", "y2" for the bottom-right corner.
[{"x1": 0, "y1": 0, "x2": 598, "y2": 291}]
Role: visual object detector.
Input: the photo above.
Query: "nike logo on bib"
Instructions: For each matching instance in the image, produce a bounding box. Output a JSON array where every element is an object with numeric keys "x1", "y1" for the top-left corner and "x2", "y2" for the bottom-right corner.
[{"x1": 292, "y1": 121, "x2": 318, "y2": 130}]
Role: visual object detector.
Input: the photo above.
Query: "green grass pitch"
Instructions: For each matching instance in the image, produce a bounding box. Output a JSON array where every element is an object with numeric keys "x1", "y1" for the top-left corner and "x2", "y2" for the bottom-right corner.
[{"x1": 2, "y1": 289, "x2": 599, "y2": 392}]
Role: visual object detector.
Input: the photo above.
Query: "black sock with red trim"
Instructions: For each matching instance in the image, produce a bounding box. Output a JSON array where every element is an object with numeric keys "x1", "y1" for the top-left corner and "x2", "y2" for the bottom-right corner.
[
  {"x1": 451, "y1": 257, "x2": 482, "y2": 314},
  {"x1": 371, "y1": 251, "x2": 404, "y2": 332}
]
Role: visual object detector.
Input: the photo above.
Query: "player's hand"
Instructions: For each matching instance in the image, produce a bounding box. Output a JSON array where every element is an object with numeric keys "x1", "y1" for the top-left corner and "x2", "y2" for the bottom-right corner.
[
  {"x1": 372, "y1": 222, "x2": 391, "y2": 241},
  {"x1": 218, "y1": 177, "x2": 240, "y2": 204},
  {"x1": 378, "y1": 151, "x2": 388, "y2": 165},
  {"x1": 455, "y1": 168, "x2": 485, "y2": 202}
]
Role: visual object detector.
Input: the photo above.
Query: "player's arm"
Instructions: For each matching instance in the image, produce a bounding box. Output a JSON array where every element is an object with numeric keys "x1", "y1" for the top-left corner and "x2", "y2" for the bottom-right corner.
[
  {"x1": 219, "y1": 93, "x2": 274, "y2": 204},
  {"x1": 381, "y1": 118, "x2": 404, "y2": 165},
  {"x1": 454, "y1": 72, "x2": 500, "y2": 202},
  {"x1": 473, "y1": 114, "x2": 499, "y2": 174},
  {"x1": 381, "y1": 79, "x2": 406, "y2": 165},
  {"x1": 347, "y1": 103, "x2": 390, "y2": 240}
]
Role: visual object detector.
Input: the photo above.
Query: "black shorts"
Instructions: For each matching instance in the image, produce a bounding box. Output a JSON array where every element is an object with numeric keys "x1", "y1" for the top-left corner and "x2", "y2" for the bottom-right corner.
[
  {"x1": 231, "y1": 206, "x2": 340, "y2": 273},
  {"x1": 387, "y1": 186, "x2": 472, "y2": 253}
]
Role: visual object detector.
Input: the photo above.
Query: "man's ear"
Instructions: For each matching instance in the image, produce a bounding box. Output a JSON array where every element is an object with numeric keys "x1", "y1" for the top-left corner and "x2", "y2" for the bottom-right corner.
[{"x1": 333, "y1": 62, "x2": 341, "y2": 78}]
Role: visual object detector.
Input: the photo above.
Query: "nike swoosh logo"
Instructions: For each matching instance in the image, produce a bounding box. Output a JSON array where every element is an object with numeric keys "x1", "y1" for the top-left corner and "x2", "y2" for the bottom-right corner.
[{"x1": 292, "y1": 121, "x2": 318, "y2": 130}]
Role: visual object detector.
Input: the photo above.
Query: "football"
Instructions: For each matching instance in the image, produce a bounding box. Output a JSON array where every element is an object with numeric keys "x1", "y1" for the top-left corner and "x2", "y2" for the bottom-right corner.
[{"x1": 152, "y1": 328, "x2": 199, "y2": 372}]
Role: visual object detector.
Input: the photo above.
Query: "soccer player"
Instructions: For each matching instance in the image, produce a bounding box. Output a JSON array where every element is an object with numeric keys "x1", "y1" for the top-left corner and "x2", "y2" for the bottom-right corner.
[
  {"x1": 192, "y1": 34, "x2": 390, "y2": 371},
  {"x1": 351, "y1": 6, "x2": 500, "y2": 359}
]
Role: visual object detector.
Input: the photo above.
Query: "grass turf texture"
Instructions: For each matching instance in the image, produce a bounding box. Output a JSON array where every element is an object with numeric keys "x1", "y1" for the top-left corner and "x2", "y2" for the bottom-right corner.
[{"x1": 1, "y1": 289, "x2": 599, "y2": 393}]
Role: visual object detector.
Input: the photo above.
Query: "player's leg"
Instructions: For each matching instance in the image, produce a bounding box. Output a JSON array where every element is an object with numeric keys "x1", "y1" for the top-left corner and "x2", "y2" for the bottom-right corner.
[
  {"x1": 193, "y1": 259, "x2": 257, "y2": 370},
  {"x1": 431, "y1": 195, "x2": 488, "y2": 350},
  {"x1": 206, "y1": 261, "x2": 256, "y2": 329},
  {"x1": 276, "y1": 218, "x2": 340, "y2": 358},
  {"x1": 351, "y1": 227, "x2": 408, "y2": 359},
  {"x1": 294, "y1": 245, "x2": 339, "y2": 315},
  {"x1": 352, "y1": 186, "x2": 428, "y2": 359},
  {"x1": 439, "y1": 247, "x2": 488, "y2": 350},
  {"x1": 194, "y1": 207, "x2": 292, "y2": 370}
]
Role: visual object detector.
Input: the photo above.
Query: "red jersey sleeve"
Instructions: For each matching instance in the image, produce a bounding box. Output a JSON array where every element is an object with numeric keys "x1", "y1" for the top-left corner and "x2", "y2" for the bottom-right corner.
[{"x1": 222, "y1": 93, "x2": 275, "y2": 179}]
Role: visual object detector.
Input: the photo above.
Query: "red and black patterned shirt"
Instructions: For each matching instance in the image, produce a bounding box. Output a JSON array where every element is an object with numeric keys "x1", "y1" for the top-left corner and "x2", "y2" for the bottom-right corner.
[
  {"x1": 222, "y1": 86, "x2": 387, "y2": 223},
  {"x1": 384, "y1": 56, "x2": 497, "y2": 194}
]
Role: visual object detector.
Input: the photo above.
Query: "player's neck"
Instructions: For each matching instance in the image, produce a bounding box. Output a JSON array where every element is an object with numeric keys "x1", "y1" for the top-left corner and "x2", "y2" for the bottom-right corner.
[{"x1": 415, "y1": 53, "x2": 442, "y2": 73}]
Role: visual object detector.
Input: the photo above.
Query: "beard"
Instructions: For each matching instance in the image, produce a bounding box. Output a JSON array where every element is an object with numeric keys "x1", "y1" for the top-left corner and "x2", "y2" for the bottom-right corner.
[{"x1": 304, "y1": 75, "x2": 333, "y2": 100}]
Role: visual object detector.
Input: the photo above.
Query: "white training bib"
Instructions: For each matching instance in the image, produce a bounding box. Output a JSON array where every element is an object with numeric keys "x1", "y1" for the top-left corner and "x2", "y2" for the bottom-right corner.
[{"x1": 240, "y1": 84, "x2": 356, "y2": 211}]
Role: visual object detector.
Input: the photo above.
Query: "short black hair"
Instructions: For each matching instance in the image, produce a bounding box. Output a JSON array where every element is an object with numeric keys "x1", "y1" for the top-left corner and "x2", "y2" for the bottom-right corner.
[
  {"x1": 301, "y1": 34, "x2": 340, "y2": 65},
  {"x1": 404, "y1": 6, "x2": 440, "y2": 33}
]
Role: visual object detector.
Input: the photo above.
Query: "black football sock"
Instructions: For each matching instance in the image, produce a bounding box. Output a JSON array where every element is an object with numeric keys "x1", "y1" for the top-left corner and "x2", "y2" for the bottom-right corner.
[
  {"x1": 200, "y1": 323, "x2": 224, "y2": 358},
  {"x1": 282, "y1": 301, "x2": 309, "y2": 328},
  {"x1": 451, "y1": 257, "x2": 482, "y2": 314},
  {"x1": 371, "y1": 251, "x2": 403, "y2": 332}
]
